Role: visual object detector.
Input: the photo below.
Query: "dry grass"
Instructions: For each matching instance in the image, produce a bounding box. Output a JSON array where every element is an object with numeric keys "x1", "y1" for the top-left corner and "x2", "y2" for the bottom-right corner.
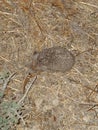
[{"x1": 0, "y1": 0, "x2": 98, "y2": 130}]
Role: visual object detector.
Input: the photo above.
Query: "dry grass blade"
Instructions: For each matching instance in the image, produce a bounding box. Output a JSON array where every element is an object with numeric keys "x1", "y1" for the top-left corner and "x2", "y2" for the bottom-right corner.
[
  {"x1": 1, "y1": 72, "x2": 16, "y2": 98},
  {"x1": 18, "y1": 76, "x2": 37, "y2": 104},
  {"x1": 80, "y1": 2, "x2": 98, "y2": 9}
]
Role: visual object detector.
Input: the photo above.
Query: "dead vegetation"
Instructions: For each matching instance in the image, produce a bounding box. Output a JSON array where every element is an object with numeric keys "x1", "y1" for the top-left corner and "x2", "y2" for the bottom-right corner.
[{"x1": 0, "y1": 0, "x2": 98, "y2": 130}]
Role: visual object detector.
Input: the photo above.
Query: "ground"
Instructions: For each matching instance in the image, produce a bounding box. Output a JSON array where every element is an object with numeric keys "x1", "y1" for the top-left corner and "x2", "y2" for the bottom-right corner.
[{"x1": 0, "y1": 0, "x2": 98, "y2": 130}]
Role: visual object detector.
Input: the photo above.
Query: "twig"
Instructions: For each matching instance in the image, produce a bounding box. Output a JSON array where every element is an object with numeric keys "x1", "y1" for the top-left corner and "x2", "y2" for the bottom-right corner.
[
  {"x1": 18, "y1": 76, "x2": 37, "y2": 104},
  {"x1": 64, "y1": 94, "x2": 98, "y2": 107},
  {"x1": 0, "y1": 10, "x2": 17, "y2": 16},
  {"x1": 79, "y1": 102, "x2": 98, "y2": 106},
  {"x1": 0, "y1": 55, "x2": 11, "y2": 62},
  {"x1": 29, "y1": 4, "x2": 46, "y2": 39},
  {"x1": 80, "y1": 2, "x2": 98, "y2": 9},
  {"x1": 1, "y1": 72, "x2": 16, "y2": 98}
]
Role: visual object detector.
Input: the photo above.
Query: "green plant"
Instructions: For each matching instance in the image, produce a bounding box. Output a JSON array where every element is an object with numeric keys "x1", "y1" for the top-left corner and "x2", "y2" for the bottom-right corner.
[{"x1": 0, "y1": 99, "x2": 21, "y2": 130}]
